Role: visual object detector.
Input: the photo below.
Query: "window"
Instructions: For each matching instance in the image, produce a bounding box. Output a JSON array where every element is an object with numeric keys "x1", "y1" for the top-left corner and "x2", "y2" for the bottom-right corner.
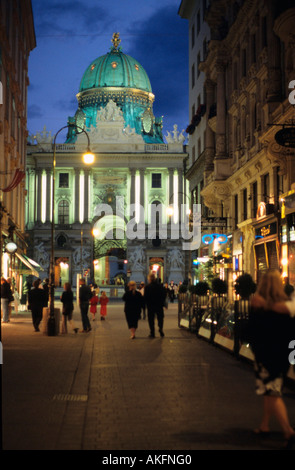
[
  {"x1": 191, "y1": 24, "x2": 195, "y2": 48},
  {"x1": 192, "y1": 64, "x2": 195, "y2": 88},
  {"x1": 203, "y1": 38, "x2": 207, "y2": 60},
  {"x1": 202, "y1": 0, "x2": 206, "y2": 20},
  {"x1": 151, "y1": 173, "x2": 161, "y2": 188},
  {"x1": 243, "y1": 188, "x2": 247, "y2": 220},
  {"x1": 197, "y1": 11, "x2": 200, "y2": 35},
  {"x1": 263, "y1": 173, "x2": 269, "y2": 202},
  {"x1": 242, "y1": 49, "x2": 247, "y2": 77},
  {"x1": 59, "y1": 173, "x2": 69, "y2": 188},
  {"x1": 58, "y1": 200, "x2": 69, "y2": 225},
  {"x1": 252, "y1": 181, "x2": 257, "y2": 218},
  {"x1": 192, "y1": 145, "x2": 196, "y2": 163},
  {"x1": 197, "y1": 52, "x2": 201, "y2": 78},
  {"x1": 234, "y1": 194, "x2": 238, "y2": 228},
  {"x1": 57, "y1": 234, "x2": 67, "y2": 248},
  {"x1": 262, "y1": 16, "x2": 267, "y2": 48},
  {"x1": 251, "y1": 33, "x2": 256, "y2": 64}
]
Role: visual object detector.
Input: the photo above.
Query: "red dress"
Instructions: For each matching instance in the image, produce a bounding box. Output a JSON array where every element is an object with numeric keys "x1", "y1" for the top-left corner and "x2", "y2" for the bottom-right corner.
[
  {"x1": 100, "y1": 296, "x2": 109, "y2": 317},
  {"x1": 90, "y1": 295, "x2": 99, "y2": 314}
]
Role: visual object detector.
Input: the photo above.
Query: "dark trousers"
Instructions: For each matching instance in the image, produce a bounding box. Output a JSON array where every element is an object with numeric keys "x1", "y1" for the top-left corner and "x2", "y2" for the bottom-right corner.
[
  {"x1": 148, "y1": 308, "x2": 164, "y2": 335},
  {"x1": 80, "y1": 301, "x2": 91, "y2": 331},
  {"x1": 31, "y1": 307, "x2": 42, "y2": 331}
]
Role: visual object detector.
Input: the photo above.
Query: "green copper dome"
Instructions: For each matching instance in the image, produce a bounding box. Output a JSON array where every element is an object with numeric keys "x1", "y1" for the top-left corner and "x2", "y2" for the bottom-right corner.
[
  {"x1": 67, "y1": 33, "x2": 164, "y2": 144},
  {"x1": 79, "y1": 47, "x2": 152, "y2": 93}
]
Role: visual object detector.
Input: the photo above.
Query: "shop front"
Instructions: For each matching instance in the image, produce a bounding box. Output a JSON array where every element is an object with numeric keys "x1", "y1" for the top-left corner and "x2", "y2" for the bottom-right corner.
[
  {"x1": 252, "y1": 202, "x2": 279, "y2": 283},
  {"x1": 280, "y1": 190, "x2": 295, "y2": 285}
]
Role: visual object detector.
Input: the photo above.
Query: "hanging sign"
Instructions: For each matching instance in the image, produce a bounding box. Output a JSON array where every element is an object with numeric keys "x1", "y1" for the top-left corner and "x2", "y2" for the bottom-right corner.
[{"x1": 275, "y1": 127, "x2": 295, "y2": 148}]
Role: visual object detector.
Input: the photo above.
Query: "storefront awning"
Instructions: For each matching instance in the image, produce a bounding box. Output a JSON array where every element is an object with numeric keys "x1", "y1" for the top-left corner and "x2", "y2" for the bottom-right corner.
[
  {"x1": 22, "y1": 254, "x2": 43, "y2": 271},
  {"x1": 15, "y1": 252, "x2": 40, "y2": 277}
]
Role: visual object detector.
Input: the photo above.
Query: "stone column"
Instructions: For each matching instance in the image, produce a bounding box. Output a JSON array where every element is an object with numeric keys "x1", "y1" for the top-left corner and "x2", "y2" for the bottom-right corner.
[
  {"x1": 139, "y1": 168, "x2": 145, "y2": 208},
  {"x1": 36, "y1": 168, "x2": 42, "y2": 223},
  {"x1": 178, "y1": 168, "x2": 183, "y2": 213},
  {"x1": 84, "y1": 169, "x2": 89, "y2": 223},
  {"x1": 45, "y1": 168, "x2": 52, "y2": 223},
  {"x1": 130, "y1": 168, "x2": 136, "y2": 205},
  {"x1": 74, "y1": 168, "x2": 80, "y2": 223}
]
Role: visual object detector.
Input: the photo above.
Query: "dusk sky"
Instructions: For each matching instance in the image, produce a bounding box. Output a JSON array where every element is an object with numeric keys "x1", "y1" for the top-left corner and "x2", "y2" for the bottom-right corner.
[{"x1": 28, "y1": 0, "x2": 189, "y2": 144}]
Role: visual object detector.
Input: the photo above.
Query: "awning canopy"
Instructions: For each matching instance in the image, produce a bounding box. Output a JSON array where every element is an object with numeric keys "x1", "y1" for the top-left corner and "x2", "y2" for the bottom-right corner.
[{"x1": 15, "y1": 252, "x2": 40, "y2": 277}]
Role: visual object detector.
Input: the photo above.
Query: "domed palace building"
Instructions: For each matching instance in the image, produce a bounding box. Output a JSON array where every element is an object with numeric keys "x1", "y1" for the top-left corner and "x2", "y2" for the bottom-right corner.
[{"x1": 26, "y1": 34, "x2": 189, "y2": 294}]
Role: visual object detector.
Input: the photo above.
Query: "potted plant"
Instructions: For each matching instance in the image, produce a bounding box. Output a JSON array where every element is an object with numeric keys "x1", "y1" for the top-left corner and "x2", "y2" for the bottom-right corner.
[
  {"x1": 178, "y1": 284, "x2": 188, "y2": 294},
  {"x1": 190, "y1": 281, "x2": 209, "y2": 296},
  {"x1": 234, "y1": 273, "x2": 256, "y2": 300},
  {"x1": 212, "y1": 277, "x2": 227, "y2": 296}
]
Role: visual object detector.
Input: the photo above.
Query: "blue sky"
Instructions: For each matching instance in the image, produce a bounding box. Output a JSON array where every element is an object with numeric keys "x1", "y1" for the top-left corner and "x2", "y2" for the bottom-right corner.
[{"x1": 28, "y1": 0, "x2": 189, "y2": 144}]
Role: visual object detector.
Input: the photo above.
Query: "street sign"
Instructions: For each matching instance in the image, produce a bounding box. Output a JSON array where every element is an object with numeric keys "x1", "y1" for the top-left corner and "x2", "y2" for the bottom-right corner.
[
  {"x1": 275, "y1": 127, "x2": 295, "y2": 148},
  {"x1": 201, "y1": 217, "x2": 227, "y2": 228}
]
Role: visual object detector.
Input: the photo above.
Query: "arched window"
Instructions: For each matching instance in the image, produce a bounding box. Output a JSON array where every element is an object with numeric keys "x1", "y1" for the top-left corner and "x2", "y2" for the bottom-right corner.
[{"x1": 58, "y1": 200, "x2": 69, "y2": 225}]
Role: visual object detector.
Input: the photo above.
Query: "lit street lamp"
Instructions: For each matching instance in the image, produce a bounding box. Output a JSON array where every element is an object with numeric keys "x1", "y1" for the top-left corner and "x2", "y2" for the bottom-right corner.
[{"x1": 48, "y1": 124, "x2": 94, "y2": 335}]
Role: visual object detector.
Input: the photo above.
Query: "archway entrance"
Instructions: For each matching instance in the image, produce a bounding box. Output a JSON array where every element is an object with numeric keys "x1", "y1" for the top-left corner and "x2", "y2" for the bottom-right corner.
[
  {"x1": 149, "y1": 257, "x2": 164, "y2": 282},
  {"x1": 92, "y1": 215, "x2": 127, "y2": 285},
  {"x1": 55, "y1": 257, "x2": 70, "y2": 287}
]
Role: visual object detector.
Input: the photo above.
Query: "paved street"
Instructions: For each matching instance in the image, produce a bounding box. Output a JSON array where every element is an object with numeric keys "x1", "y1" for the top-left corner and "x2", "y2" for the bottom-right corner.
[{"x1": 2, "y1": 301, "x2": 295, "y2": 451}]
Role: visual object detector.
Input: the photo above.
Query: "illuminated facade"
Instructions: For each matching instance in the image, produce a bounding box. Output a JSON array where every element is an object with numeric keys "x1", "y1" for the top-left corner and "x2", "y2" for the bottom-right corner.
[
  {"x1": 180, "y1": 0, "x2": 295, "y2": 294},
  {"x1": 0, "y1": 0, "x2": 36, "y2": 289},
  {"x1": 26, "y1": 35, "x2": 188, "y2": 290}
]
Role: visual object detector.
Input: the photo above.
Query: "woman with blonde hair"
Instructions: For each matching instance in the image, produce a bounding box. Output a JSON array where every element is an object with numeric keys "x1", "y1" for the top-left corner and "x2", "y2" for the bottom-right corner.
[{"x1": 250, "y1": 270, "x2": 295, "y2": 449}]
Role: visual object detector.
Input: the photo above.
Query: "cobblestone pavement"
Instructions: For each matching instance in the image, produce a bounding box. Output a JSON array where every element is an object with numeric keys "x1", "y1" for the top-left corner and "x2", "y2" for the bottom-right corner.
[{"x1": 2, "y1": 302, "x2": 295, "y2": 451}]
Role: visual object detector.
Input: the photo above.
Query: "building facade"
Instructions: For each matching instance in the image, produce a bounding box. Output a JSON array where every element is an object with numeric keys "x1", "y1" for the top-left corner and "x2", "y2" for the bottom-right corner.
[
  {"x1": 26, "y1": 35, "x2": 189, "y2": 292},
  {"x1": 0, "y1": 0, "x2": 36, "y2": 290},
  {"x1": 180, "y1": 0, "x2": 295, "y2": 295}
]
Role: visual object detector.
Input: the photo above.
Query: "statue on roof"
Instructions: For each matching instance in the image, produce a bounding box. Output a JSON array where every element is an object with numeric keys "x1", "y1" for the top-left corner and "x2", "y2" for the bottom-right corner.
[{"x1": 111, "y1": 32, "x2": 121, "y2": 51}]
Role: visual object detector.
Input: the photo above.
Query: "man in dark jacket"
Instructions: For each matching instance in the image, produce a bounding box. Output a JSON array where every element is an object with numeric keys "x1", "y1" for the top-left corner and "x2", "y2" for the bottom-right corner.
[
  {"x1": 42, "y1": 278, "x2": 50, "y2": 307},
  {"x1": 28, "y1": 279, "x2": 46, "y2": 331},
  {"x1": 144, "y1": 273, "x2": 166, "y2": 338},
  {"x1": 79, "y1": 278, "x2": 92, "y2": 332}
]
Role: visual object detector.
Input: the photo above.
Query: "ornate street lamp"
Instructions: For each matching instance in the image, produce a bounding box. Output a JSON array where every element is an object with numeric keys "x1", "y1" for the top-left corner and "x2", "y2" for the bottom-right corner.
[{"x1": 48, "y1": 124, "x2": 94, "y2": 334}]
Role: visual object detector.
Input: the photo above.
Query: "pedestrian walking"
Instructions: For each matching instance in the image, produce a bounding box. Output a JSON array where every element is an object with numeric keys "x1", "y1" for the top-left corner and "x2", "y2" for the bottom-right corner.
[
  {"x1": 250, "y1": 269, "x2": 295, "y2": 449},
  {"x1": 79, "y1": 278, "x2": 92, "y2": 332},
  {"x1": 42, "y1": 278, "x2": 50, "y2": 307},
  {"x1": 5, "y1": 278, "x2": 14, "y2": 321},
  {"x1": 90, "y1": 290, "x2": 99, "y2": 321},
  {"x1": 138, "y1": 281, "x2": 146, "y2": 319},
  {"x1": 60, "y1": 283, "x2": 78, "y2": 334},
  {"x1": 144, "y1": 273, "x2": 166, "y2": 338},
  {"x1": 1, "y1": 277, "x2": 13, "y2": 323},
  {"x1": 28, "y1": 279, "x2": 46, "y2": 332},
  {"x1": 13, "y1": 287, "x2": 20, "y2": 314},
  {"x1": 99, "y1": 291, "x2": 109, "y2": 320},
  {"x1": 122, "y1": 280, "x2": 144, "y2": 339},
  {"x1": 168, "y1": 283, "x2": 175, "y2": 303},
  {"x1": 163, "y1": 282, "x2": 169, "y2": 309}
]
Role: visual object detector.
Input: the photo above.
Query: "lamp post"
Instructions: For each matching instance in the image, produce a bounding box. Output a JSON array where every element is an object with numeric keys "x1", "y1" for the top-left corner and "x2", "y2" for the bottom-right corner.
[{"x1": 48, "y1": 124, "x2": 94, "y2": 333}]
